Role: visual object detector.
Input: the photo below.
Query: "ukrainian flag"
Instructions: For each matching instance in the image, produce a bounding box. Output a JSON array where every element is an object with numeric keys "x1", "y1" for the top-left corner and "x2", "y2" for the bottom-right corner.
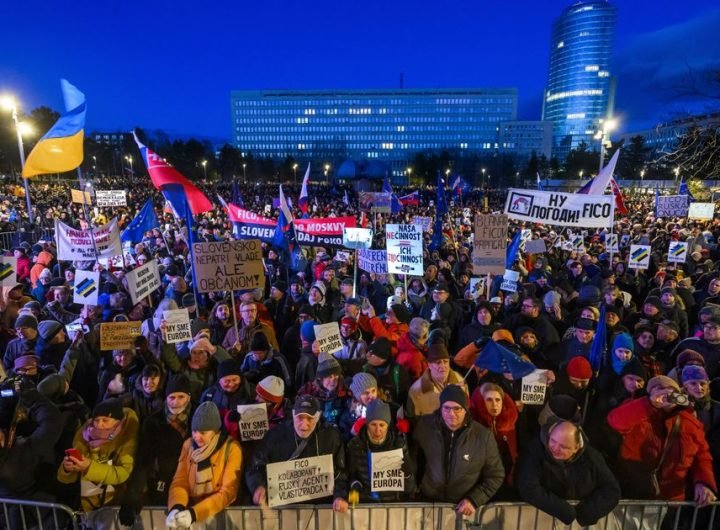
[{"x1": 22, "y1": 79, "x2": 85, "y2": 178}]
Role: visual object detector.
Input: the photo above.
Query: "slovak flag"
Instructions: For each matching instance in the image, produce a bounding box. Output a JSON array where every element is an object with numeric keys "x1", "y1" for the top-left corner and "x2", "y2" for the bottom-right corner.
[
  {"x1": 399, "y1": 191, "x2": 420, "y2": 207},
  {"x1": 452, "y1": 176, "x2": 462, "y2": 196},
  {"x1": 609, "y1": 177, "x2": 628, "y2": 215},
  {"x1": 359, "y1": 211, "x2": 369, "y2": 228},
  {"x1": 298, "y1": 163, "x2": 311, "y2": 214}
]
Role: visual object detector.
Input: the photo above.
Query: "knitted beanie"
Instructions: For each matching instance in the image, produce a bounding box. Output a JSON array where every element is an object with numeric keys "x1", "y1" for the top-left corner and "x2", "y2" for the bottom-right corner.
[
  {"x1": 165, "y1": 374, "x2": 192, "y2": 397},
  {"x1": 681, "y1": 365, "x2": 709, "y2": 384},
  {"x1": 566, "y1": 356, "x2": 593, "y2": 379},
  {"x1": 14, "y1": 313, "x2": 38, "y2": 330},
  {"x1": 612, "y1": 332, "x2": 634, "y2": 354},
  {"x1": 365, "y1": 399, "x2": 391, "y2": 425},
  {"x1": 257, "y1": 375, "x2": 285, "y2": 403},
  {"x1": 92, "y1": 398, "x2": 124, "y2": 421},
  {"x1": 439, "y1": 384, "x2": 468, "y2": 410},
  {"x1": 300, "y1": 320, "x2": 317, "y2": 342},
  {"x1": 316, "y1": 356, "x2": 342, "y2": 378},
  {"x1": 250, "y1": 332, "x2": 270, "y2": 351},
  {"x1": 192, "y1": 401, "x2": 222, "y2": 432},
  {"x1": 349, "y1": 373, "x2": 377, "y2": 398},
  {"x1": 38, "y1": 320, "x2": 63, "y2": 341}
]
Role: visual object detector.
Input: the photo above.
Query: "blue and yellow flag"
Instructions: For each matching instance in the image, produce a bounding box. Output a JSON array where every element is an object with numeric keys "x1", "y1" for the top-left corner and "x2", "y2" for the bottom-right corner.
[{"x1": 22, "y1": 79, "x2": 86, "y2": 178}]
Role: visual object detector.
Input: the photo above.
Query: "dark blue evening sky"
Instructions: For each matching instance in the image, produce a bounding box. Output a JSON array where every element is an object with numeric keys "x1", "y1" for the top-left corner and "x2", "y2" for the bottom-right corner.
[{"x1": 1, "y1": 0, "x2": 719, "y2": 143}]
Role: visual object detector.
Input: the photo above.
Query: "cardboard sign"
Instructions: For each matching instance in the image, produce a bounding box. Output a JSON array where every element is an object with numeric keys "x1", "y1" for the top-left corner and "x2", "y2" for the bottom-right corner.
[
  {"x1": 500, "y1": 269, "x2": 519, "y2": 293},
  {"x1": 70, "y1": 189, "x2": 92, "y2": 204},
  {"x1": 125, "y1": 260, "x2": 161, "y2": 305},
  {"x1": 358, "y1": 249, "x2": 388, "y2": 274},
  {"x1": 521, "y1": 369, "x2": 548, "y2": 405},
  {"x1": 193, "y1": 239, "x2": 265, "y2": 293},
  {"x1": 100, "y1": 321, "x2": 142, "y2": 350},
  {"x1": 524, "y1": 239, "x2": 547, "y2": 255},
  {"x1": 386, "y1": 224, "x2": 423, "y2": 276},
  {"x1": 0, "y1": 256, "x2": 17, "y2": 287},
  {"x1": 266, "y1": 454, "x2": 334, "y2": 507},
  {"x1": 688, "y1": 202, "x2": 715, "y2": 220},
  {"x1": 55, "y1": 218, "x2": 122, "y2": 261},
  {"x1": 605, "y1": 234, "x2": 619, "y2": 253},
  {"x1": 413, "y1": 216, "x2": 433, "y2": 232},
  {"x1": 343, "y1": 227, "x2": 373, "y2": 250},
  {"x1": 472, "y1": 214, "x2": 508, "y2": 275},
  {"x1": 668, "y1": 242, "x2": 689, "y2": 264},
  {"x1": 628, "y1": 245, "x2": 651, "y2": 270},
  {"x1": 73, "y1": 270, "x2": 100, "y2": 305},
  {"x1": 236, "y1": 403, "x2": 269, "y2": 441},
  {"x1": 95, "y1": 190, "x2": 127, "y2": 207},
  {"x1": 314, "y1": 322, "x2": 343, "y2": 356},
  {"x1": 163, "y1": 309, "x2": 192, "y2": 344},
  {"x1": 504, "y1": 188, "x2": 614, "y2": 228},
  {"x1": 370, "y1": 448, "x2": 405, "y2": 492},
  {"x1": 656, "y1": 195, "x2": 689, "y2": 218}
]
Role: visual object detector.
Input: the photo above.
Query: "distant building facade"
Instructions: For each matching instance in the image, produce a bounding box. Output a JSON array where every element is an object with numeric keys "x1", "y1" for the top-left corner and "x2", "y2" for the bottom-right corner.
[
  {"x1": 618, "y1": 112, "x2": 720, "y2": 154},
  {"x1": 498, "y1": 121, "x2": 553, "y2": 161}
]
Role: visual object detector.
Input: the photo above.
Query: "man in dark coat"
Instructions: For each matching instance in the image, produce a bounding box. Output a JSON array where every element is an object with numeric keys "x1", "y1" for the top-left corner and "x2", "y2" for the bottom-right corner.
[{"x1": 517, "y1": 421, "x2": 621, "y2": 526}]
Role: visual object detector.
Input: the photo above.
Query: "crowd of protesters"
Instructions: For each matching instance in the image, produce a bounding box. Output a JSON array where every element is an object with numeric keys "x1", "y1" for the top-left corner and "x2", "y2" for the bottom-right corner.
[{"x1": 0, "y1": 173, "x2": 718, "y2": 529}]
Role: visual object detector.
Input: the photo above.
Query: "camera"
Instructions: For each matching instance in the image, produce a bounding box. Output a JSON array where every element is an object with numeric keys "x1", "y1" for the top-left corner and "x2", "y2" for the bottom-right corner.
[{"x1": 666, "y1": 391, "x2": 690, "y2": 407}]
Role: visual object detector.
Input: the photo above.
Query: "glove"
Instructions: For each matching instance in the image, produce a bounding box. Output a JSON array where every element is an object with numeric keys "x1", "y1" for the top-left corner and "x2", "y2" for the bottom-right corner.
[
  {"x1": 118, "y1": 503, "x2": 138, "y2": 526},
  {"x1": 175, "y1": 509, "x2": 194, "y2": 528},
  {"x1": 226, "y1": 409, "x2": 241, "y2": 423},
  {"x1": 165, "y1": 509, "x2": 179, "y2": 528}
]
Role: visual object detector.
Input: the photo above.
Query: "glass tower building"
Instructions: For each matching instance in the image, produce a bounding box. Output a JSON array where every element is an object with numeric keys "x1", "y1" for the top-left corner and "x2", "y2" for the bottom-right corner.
[
  {"x1": 230, "y1": 88, "x2": 517, "y2": 177},
  {"x1": 542, "y1": 1, "x2": 617, "y2": 161}
]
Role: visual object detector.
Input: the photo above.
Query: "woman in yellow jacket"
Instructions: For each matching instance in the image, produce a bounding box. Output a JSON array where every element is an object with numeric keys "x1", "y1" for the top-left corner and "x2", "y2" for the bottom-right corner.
[{"x1": 166, "y1": 401, "x2": 242, "y2": 528}]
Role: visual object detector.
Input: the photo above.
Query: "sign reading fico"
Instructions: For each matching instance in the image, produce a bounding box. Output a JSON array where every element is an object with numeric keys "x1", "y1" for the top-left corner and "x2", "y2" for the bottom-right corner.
[{"x1": 193, "y1": 239, "x2": 265, "y2": 293}]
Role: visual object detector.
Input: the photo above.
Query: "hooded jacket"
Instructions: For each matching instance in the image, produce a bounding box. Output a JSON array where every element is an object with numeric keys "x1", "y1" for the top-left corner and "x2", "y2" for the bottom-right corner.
[
  {"x1": 30, "y1": 251, "x2": 53, "y2": 288},
  {"x1": 395, "y1": 333, "x2": 427, "y2": 381},
  {"x1": 470, "y1": 391, "x2": 519, "y2": 485}
]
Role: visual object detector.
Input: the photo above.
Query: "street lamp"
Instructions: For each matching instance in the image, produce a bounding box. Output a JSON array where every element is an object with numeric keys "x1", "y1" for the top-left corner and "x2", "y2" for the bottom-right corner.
[
  {"x1": 481, "y1": 168, "x2": 486, "y2": 188},
  {"x1": 406, "y1": 166, "x2": 412, "y2": 185},
  {"x1": 201, "y1": 160, "x2": 207, "y2": 179},
  {"x1": 293, "y1": 163, "x2": 298, "y2": 186},
  {"x1": 596, "y1": 117, "x2": 617, "y2": 170},
  {"x1": 124, "y1": 155, "x2": 133, "y2": 174},
  {"x1": 0, "y1": 95, "x2": 33, "y2": 219},
  {"x1": 242, "y1": 163, "x2": 247, "y2": 184},
  {"x1": 92, "y1": 155, "x2": 97, "y2": 173},
  {"x1": 324, "y1": 163, "x2": 330, "y2": 184},
  {"x1": 674, "y1": 167, "x2": 680, "y2": 184},
  {"x1": 640, "y1": 169, "x2": 645, "y2": 184},
  {"x1": 579, "y1": 170, "x2": 584, "y2": 179}
]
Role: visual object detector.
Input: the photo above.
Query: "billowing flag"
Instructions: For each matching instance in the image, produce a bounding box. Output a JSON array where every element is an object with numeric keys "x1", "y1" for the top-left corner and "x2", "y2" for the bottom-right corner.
[
  {"x1": 474, "y1": 340, "x2": 536, "y2": 379},
  {"x1": 343, "y1": 190, "x2": 349, "y2": 206},
  {"x1": 678, "y1": 178, "x2": 695, "y2": 201},
  {"x1": 577, "y1": 149, "x2": 620, "y2": 195},
  {"x1": 23, "y1": 80, "x2": 86, "y2": 177},
  {"x1": 121, "y1": 199, "x2": 159, "y2": 242},
  {"x1": 436, "y1": 174, "x2": 448, "y2": 216},
  {"x1": 232, "y1": 180, "x2": 244, "y2": 207},
  {"x1": 133, "y1": 131, "x2": 212, "y2": 215},
  {"x1": 298, "y1": 163, "x2": 311, "y2": 214},
  {"x1": 537, "y1": 173, "x2": 544, "y2": 191},
  {"x1": 609, "y1": 177, "x2": 628, "y2": 215},
  {"x1": 273, "y1": 186, "x2": 304, "y2": 270},
  {"x1": 399, "y1": 191, "x2": 419, "y2": 207},
  {"x1": 382, "y1": 173, "x2": 403, "y2": 214},
  {"x1": 589, "y1": 305, "x2": 607, "y2": 371}
]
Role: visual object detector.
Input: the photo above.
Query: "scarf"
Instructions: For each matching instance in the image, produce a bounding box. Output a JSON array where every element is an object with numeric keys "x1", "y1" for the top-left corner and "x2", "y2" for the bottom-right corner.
[
  {"x1": 190, "y1": 432, "x2": 221, "y2": 497},
  {"x1": 82, "y1": 418, "x2": 125, "y2": 449},
  {"x1": 166, "y1": 405, "x2": 189, "y2": 437},
  {"x1": 611, "y1": 354, "x2": 631, "y2": 375}
]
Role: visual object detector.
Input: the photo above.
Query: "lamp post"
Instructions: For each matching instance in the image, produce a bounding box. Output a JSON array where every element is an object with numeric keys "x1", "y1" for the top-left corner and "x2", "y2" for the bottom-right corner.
[
  {"x1": 1, "y1": 95, "x2": 33, "y2": 220},
  {"x1": 124, "y1": 155, "x2": 134, "y2": 174},
  {"x1": 293, "y1": 163, "x2": 298, "y2": 186},
  {"x1": 674, "y1": 167, "x2": 680, "y2": 185},
  {"x1": 324, "y1": 163, "x2": 330, "y2": 185},
  {"x1": 92, "y1": 155, "x2": 97, "y2": 173},
  {"x1": 201, "y1": 160, "x2": 207, "y2": 179},
  {"x1": 595, "y1": 117, "x2": 617, "y2": 171},
  {"x1": 640, "y1": 169, "x2": 645, "y2": 186},
  {"x1": 481, "y1": 168, "x2": 486, "y2": 188},
  {"x1": 242, "y1": 163, "x2": 247, "y2": 184},
  {"x1": 406, "y1": 166, "x2": 412, "y2": 186}
]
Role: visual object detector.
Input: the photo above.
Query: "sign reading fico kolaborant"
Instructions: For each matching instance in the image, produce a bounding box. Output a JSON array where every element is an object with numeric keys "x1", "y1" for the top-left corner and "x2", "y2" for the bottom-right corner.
[{"x1": 193, "y1": 239, "x2": 265, "y2": 293}]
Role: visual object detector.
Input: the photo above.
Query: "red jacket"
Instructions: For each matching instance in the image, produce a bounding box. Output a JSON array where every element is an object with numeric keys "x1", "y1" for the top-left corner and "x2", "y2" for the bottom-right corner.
[
  {"x1": 607, "y1": 397, "x2": 717, "y2": 500},
  {"x1": 16, "y1": 255, "x2": 31, "y2": 282},
  {"x1": 470, "y1": 390, "x2": 519, "y2": 485},
  {"x1": 395, "y1": 333, "x2": 427, "y2": 381},
  {"x1": 361, "y1": 316, "x2": 408, "y2": 357}
]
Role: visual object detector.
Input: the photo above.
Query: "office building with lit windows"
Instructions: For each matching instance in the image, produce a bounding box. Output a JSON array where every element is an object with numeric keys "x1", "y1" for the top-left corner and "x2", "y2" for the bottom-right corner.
[
  {"x1": 498, "y1": 121, "x2": 553, "y2": 161},
  {"x1": 230, "y1": 88, "x2": 517, "y2": 179},
  {"x1": 542, "y1": 1, "x2": 617, "y2": 161}
]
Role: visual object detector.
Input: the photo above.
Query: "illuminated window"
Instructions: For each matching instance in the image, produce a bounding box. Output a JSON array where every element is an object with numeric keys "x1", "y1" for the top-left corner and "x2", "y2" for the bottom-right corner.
[
  {"x1": 557, "y1": 41, "x2": 564, "y2": 48},
  {"x1": 598, "y1": 71, "x2": 610, "y2": 78},
  {"x1": 585, "y1": 65, "x2": 599, "y2": 72},
  {"x1": 567, "y1": 113, "x2": 586, "y2": 119}
]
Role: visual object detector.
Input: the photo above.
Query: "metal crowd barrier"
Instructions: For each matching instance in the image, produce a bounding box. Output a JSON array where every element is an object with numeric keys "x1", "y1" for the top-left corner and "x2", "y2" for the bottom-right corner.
[
  {"x1": 0, "y1": 497, "x2": 79, "y2": 530},
  {"x1": 0, "y1": 228, "x2": 56, "y2": 251}
]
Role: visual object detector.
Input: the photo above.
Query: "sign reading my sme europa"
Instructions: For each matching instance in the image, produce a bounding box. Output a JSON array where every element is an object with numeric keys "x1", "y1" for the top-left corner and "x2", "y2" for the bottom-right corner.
[
  {"x1": 504, "y1": 189, "x2": 614, "y2": 228},
  {"x1": 193, "y1": 239, "x2": 265, "y2": 293}
]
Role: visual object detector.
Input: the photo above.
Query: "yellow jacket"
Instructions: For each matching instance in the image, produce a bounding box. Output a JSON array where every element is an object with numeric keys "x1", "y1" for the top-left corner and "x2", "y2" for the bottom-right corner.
[{"x1": 168, "y1": 435, "x2": 242, "y2": 523}]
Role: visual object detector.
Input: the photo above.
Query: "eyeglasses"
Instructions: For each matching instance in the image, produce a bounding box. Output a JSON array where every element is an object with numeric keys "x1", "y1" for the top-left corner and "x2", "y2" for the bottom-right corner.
[
  {"x1": 441, "y1": 405, "x2": 465, "y2": 414},
  {"x1": 521, "y1": 304, "x2": 536, "y2": 310}
]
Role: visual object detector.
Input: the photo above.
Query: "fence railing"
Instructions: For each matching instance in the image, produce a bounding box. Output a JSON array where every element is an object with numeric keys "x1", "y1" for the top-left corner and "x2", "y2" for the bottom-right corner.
[
  {"x1": 0, "y1": 228, "x2": 55, "y2": 252},
  {"x1": 0, "y1": 497, "x2": 78, "y2": 530}
]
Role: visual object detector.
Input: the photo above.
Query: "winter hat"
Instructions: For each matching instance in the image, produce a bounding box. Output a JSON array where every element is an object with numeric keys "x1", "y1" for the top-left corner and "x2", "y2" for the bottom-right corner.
[
  {"x1": 427, "y1": 343, "x2": 450, "y2": 362},
  {"x1": 297, "y1": 305, "x2": 315, "y2": 317},
  {"x1": 681, "y1": 365, "x2": 709, "y2": 384},
  {"x1": 514, "y1": 326, "x2": 538, "y2": 344},
  {"x1": 316, "y1": 356, "x2": 342, "y2": 378},
  {"x1": 250, "y1": 332, "x2": 270, "y2": 351},
  {"x1": 38, "y1": 268, "x2": 52, "y2": 280},
  {"x1": 37, "y1": 374, "x2": 66, "y2": 401},
  {"x1": 657, "y1": 320, "x2": 680, "y2": 334},
  {"x1": 365, "y1": 399, "x2": 391, "y2": 425},
  {"x1": 217, "y1": 359, "x2": 242, "y2": 380},
  {"x1": 644, "y1": 296, "x2": 662, "y2": 312},
  {"x1": 345, "y1": 297, "x2": 362, "y2": 308},
  {"x1": 439, "y1": 384, "x2": 468, "y2": 410},
  {"x1": 181, "y1": 293, "x2": 196, "y2": 308},
  {"x1": 574, "y1": 317, "x2": 596, "y2": 331},
  {"x1": 188, "y1": 337, "x2": 216, "y2": 355},
  {"x1": 408, "y1": 318, "x2": 430, "y2": 340},
  {"x1": 578, "y1": 285, "x2": 601, "y2": 306},
  {"x1": 165, "y1": 374, "x2": 192, "y2": 397},
  {"x1": 544, "y1": 291, "x2": 562, "y2": 307},
  {"x1": 13, "y1": 354, "x2": 39, "y2": 371},
  {"x1": 192, "y1": 401, "x2": 222, "y2": 432},
  {"x1": 257, "y1": 375, "x2": 285, "y2": 403},
  {"x1": 271, "y1": 281, "x2": 288, "y2": 293},
  {"x1": 620, "y1": 357, "x2": 647, "y2": 380},
  {"x1": 389, "y1": 304, "x2": 411, "y2": 324},
  {"x1": 300, "y1": 320, "x2": 317, "y2": 342},
  {"x1": 311, "y1": 281, "x2": 326, "y2": 299},
  {"x1": 677, "y1": 350, "x2": 705, "y2": 369},
  {"x1": 566, "y1": 356, "x2": 593, "y2": 379},
  {"x1": 38, "y1": 320, "x2": 63, "y2": 341},
  {"x1": 92, "y1": 398, "x2": 124, "y2": 421},
  {"x1": 14, "y1": 313, "x2": 38, "y2": 330},
  {"x1": 612, "y1": 333, "x2": 634, "y2": 354},
  {"x1": 293, "y1": 395, "x2": 320, "y2": 416},
  {"x1": 539, "y1": 395, "x2": 582, "y2": 426},
  {"x1": 340, "y1": 317, "x2": 358, "y2": 334},
  {"x1": 647, "y1": 375, "x2": 681, "y2": 395},
  {"x1": 349, "y1": 373, "x2": 377, "y2": 397},
  {"x1": 367, "y1": 337, "x2": 392, "y2": 361},
  {"x1": 23, "y1": 301, "x2": 41, "y2": 313}
]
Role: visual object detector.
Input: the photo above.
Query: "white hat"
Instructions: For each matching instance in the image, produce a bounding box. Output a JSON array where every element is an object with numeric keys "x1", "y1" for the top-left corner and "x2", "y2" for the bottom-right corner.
[
  {"x1": 311, "y1": 281, "x2": 326, "y2": 298},
  {"x1": 490, "y1": 296, "x2": 502, "y2": 304},
  {"x1": 257, "y1": 376, "x2": 284, "y2": 403},
  {"x1": 387, "y1": 295, "x2": 402, "y2": 309}
]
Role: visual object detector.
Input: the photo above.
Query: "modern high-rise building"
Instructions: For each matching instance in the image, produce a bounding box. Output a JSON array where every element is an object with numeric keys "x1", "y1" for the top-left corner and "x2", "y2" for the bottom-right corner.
[
  {"x1": 230, "y1": 88, "x2": 517, "y2": 179},
  {"x1": 542, "y1": 1, "x2": 617, "y2": 161}
]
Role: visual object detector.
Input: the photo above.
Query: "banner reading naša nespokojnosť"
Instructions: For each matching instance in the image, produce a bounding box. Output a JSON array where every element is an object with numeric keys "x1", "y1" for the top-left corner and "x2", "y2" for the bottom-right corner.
[{"x1": 504, "y1": 189, "x2": 614, "y2": 228}]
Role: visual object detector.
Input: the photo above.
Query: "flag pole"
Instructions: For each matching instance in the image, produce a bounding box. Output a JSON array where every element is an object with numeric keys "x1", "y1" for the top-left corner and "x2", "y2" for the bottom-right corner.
[
  {"x1": 76, "y1": 168, "x2": 101, "y2": 260},
  {"x1": 184, "y1": 199, "x2": 201, "y2": 309},
  {"x1": 353, "y1": 249, "x2": 358, "y2": 298}
]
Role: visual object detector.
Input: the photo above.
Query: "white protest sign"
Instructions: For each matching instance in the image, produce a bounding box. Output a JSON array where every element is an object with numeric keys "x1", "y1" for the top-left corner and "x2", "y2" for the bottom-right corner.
[
  {"x1": 73, "y1": 270, "x2": 100, "y2": 305},
  {"x1": 571, "y1": 235, "x2": 585, "y2": 252},
  {"x1": 628, "y1": 245, "x2": 651, "y2": 270},
  {"x1": 386, "y1": 224, "x2": 423, "y2": 276},
  {"x1": 688, "y1": 202, "x2": 715, "y2": 220},
  {"x1": 125, "y1": 260, "x2": 161, "y2": 304},
  {"x1": 55, "y1": 218, "x2": 122, "y2": 261},
  {"x1": 163, "y1": 309, "x2": 192, "y2": 344},
  {"x1": 521, "y1": 369, "x2": 548, "y2": 405},
  {"x1": 266, "y1": 454, "x2": 334, "y2": 507},
  {"x1": 605, "y1": 234, "x2": 619, "y2": 253},
  {"x1": 524, "y1": 239, "x2": 547, "y2": 255},
  {"x1": 95, "y1": 190, "x2": 127, "y2": 207},
  {"x1": 472, "y1": 214, "x2": 508, "y2": 275},
  {"x1": 469, "y1": 277, "x2": 487, "y2": 298},
  {"x1": 656, "y1": 195, "x2": 689, "y2": 218},
  {"x1": 500, "y1": 269, "x2": 519, "y2": 293},
  {"x1": 314, "y1": 322, "x2": 343, "y2": 356},
  {"x1": 193, "y1": 239, "x2": 265, "y2": 293},
  {"x1": 668, "y1": 242, "x2": 689, "y2": 264},
  {"x1": 335, "y1": 251, "x2": 350, "y2": 262},
  {"x1": 236, "y1": 403, "x2": 269, "y2": 441},
  {"x1": 504, "y1": 188, "x2": 614, "y2": 228},
  {"x1": 370, "y1": 448, "x2": 405, "y2": 492},
  {"x1": 0, "y1": 256, "x2": 17, "y2": 287},
  {"x1": 343, "y1": 227, "x2": 373, "y2": 249},
  {"x1": 412, "y1": 216, "x2": 433, "y2": 232},
  {"x1": 357, "y1": 249, "x2": 388, "y2": 274}
]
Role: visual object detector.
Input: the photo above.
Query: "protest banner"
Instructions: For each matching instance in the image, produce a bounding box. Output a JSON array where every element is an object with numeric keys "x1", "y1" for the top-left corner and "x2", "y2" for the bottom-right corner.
[
  {"x1": 472, "y1": 214, "x2": 508, "y2": 275},
  {"x1": 125, "y1": 260, "x2": 161, "y2": 304},
  {"x1": 228, "y1": 207, "x2": 276, "y2": 243},
  {"x1": 294, "y1": 217, "x2": 356, "y2": 248},
  {"x1": 100, "y1": 321, "x2": 142, "y2": 350},
  {"x1": 504, "y1": 188, "x2": 614, "y2": 228},
  {"x1": 95, "y1": 190, "x2": 127, "y2": 207},
  {"x1": 688, "y1": 202, "x2": 715, "y2": 220},
  {"x1": 370, "y1": 448, "x2": 405, "y2": 492},
  {"x1": 413, "y1": 216, "x2": 433, "y2": 232},
  {"x1": 314, "y1": 322, "x2": 343, "y2": 356},
  {"x1": 524, "y1": 239, "x2": 547, "y2": 255},
  {"x1": 571, "y1": 235, "x2": 585, "y2": 252},
  {"x1": 55, "y1": 218, "x2": 122, "y2": 261},
  {"x1": 266, "y1": 454, "x2": 334, "y2": 507},
  {"x1": 236, "y1": 403, "x2": 269, "y2": 441},
  {"x1": 163, "y1": 309, "x2": 192, "y2": 344},
  {"x1": 357, "y1": 249, "x2": 388, "y2": 274},
  {"x1": 656, "y1": 195, "x2": 689, "y2": 218},
  {"x1": 500, "y1": 269, "x2": 519, "y2": 293},
  {"x1": 605, "y1": 234, "x2": 619, "y2": 253},
  {"x1": 70, "y1": 189, "x2": 92, "y2": 204},
  {"x1": 521, "y1": 369, "x2": 548, "y2": 405},
  {"x1": 628, "y1": 245, "x2": 651, "y2": 270},
  {"x1": 73, "y1": 270, "x2": 100, "y2": 305},
  {"x1": 386, "y1": 224, "x2": 423, "y2": 275},
  {"x1": 359, "y1": 192, "x2": 391, "y2": 213},
  {"x1": 193, "y1": 239, "x2": 265, "y2": 293},
  {"x1": 668, "y1": 242, "x2": 689, "y2": 264},
  {"x1": 343, "y1": 227, "x2": 373, "y2": 249},
  {"x1": 0, "y1": 256, "x2": 17, "y2": 287}
]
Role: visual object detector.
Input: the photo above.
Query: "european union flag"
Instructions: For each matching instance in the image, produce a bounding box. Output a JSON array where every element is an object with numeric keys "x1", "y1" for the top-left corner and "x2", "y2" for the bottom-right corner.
[
  {"x1": 678, "y1": 178, "x2": 695, "y2": 201},
  {"x1": 121, "y1": 199, "x2": 159, "y2": 242},
  {"x1": 474, "y1": 340, "x2": 536, "y2": 379}
]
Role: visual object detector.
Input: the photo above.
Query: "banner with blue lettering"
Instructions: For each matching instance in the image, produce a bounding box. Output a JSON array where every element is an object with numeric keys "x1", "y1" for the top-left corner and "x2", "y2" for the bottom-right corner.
[{"x1": 504, "y1": 189, "x2": 614, "y2": 228}]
